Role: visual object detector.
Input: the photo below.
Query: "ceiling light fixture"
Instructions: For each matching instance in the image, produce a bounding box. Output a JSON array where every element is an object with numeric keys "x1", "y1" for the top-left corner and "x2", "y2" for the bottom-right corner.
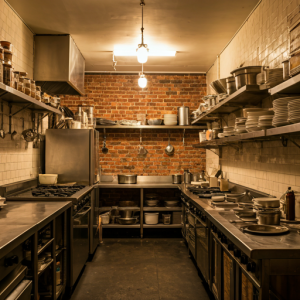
[
  {"x1": 114, "y1": 49, "x2": 176, "y2": 57},
  {"x1": 138, "y1": 64, "x2": 147, "y2": 88},
  {"x1": 137, "y1": 0, "x2": 148, "y2": 64}
]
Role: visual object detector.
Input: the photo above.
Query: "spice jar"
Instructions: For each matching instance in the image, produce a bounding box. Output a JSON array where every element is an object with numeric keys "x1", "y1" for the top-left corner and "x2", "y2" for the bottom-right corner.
[
  {"x1": 3, "y1": 50, "x2": 12, "y2": 67},
  {"x1": 3, "y1": 66, "x2": 13, "y2": 87},
  {"x1": 23, "y1": 78, "x2": 31, "y2": 95},
  {"x1": 0, "y1": 41, "x2": 13, "y2": 53}
]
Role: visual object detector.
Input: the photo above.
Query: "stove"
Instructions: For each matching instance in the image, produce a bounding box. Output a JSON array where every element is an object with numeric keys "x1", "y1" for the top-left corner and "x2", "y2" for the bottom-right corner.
[
  {"x1": 187, "y1": 186, "x2": 227, "y2": 199},
  {"x1": 31, "y1": 185, "x2": 86, "y2": 198}
]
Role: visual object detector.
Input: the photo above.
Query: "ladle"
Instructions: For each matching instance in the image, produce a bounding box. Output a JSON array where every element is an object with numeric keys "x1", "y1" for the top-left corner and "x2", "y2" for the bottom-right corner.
[
  {"x1": 138, "y1": 129, "x2": 147, "y2": 156},
  {"x1": 165, "y1": 130, "x2": 174, "y2": 156}
]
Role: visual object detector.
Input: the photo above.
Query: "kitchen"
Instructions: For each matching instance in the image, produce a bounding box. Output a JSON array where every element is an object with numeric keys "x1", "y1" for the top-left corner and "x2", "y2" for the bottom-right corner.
[{"x1": 0, "y1": 0, "x2": 300, "y2": 299}]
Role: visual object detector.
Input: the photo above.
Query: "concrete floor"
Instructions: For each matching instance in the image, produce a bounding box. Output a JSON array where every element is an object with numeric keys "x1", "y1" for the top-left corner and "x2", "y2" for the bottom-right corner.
[{"x1": 71, "y1": 238, "x2": 213, "y2": 300}]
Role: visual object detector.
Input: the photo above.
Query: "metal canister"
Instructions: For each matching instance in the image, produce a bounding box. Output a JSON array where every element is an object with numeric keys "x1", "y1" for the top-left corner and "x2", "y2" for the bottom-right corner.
[
  {"x1": 172, "y1": 174, "x2": 182, "y2": 184},
  {"x1": 178, "y1": 106, "x2": 190, "y2": 125},
  {"x1": 184, "y1": 169, "x2": 191, "y2": 184}
]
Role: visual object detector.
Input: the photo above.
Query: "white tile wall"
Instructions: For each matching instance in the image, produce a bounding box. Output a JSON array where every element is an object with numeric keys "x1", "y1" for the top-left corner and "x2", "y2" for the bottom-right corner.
[
  {"x1": 206, "y1": 0, "x2": 300, "y2": 197},
  {"x1": 0, "y1": 0, "x2": 42, "y2": 186}
]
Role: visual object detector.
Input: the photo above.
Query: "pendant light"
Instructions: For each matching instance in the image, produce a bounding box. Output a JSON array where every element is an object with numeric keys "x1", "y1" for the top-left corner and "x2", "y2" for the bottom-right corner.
[
  {"x1": 138, "y1": 63, "x2": 147, "y2": 88},
  {"x1": 137, "y1": 0, "x2": 148, "y2": 64}
]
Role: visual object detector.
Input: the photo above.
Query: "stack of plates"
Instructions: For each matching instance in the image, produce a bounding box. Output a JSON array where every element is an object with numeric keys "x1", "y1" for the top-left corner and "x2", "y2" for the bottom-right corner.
[
  {"x1": 266, "y1": 68, "x2": 284, "y2": 87},
  {"x1": 223, "y1": 126, "x2": 235, "y2": 137},
  {"x1": 288, "y1": 99, "x2": 300, "y2": 124},
  {"x1": 235, "y1": 117, "x2": 247, "y2": 134},
  {"x1": 164, "y1": 114, "x2": 177, "y2": 126},
  {"x1": 258, "y1": 115, "x2": 274, "y2": 129},
  {"x1": 272, "y1": 97, "x2": 300, "y2": 127},
  {"x1": 246, "y1": 110, "x2": 272, "y2": 132}
]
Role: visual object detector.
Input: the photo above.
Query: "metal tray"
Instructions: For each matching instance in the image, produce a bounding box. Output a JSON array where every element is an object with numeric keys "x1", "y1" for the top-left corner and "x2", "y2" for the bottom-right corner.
[{"x1": 241, "y1": 225, "x2": 290, "y2": 235}]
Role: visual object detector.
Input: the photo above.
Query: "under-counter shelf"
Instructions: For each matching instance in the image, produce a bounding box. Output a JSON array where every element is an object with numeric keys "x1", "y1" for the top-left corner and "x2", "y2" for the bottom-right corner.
[
  {"x1": 0, "y1": 82, "x2": 62, "y2": 114},
  {"x1": 38, "y1": 259, "x2": 53, "y2": 277},
  {"x1": 102, "y1": 224, "x2": 140, "y2": 228},
  {"x1": 192, "y1": 85, "x2": 269, "y2": 124},
  {"x1": 269, "y1": 72, "x2": 300, "y2": 95},
  {"x1": 95, "y1": 125, "x2": 205, "y2": 130},
  {"x1": 37, "y1": 238, "x2": 54, "y2": 255},
  {"x1": 143, "y1": 224, "x2": 182, "y2": 228},
  {"x1": 143, "y1": 207, "x2": 182, "y2": 211}
]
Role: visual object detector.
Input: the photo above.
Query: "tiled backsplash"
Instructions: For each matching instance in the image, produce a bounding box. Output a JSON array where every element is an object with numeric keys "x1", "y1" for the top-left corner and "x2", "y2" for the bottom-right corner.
[
  {"x1": 205, "y1": 0, "x2": 300, "y2": 197},
  {"x1": 0, "y1": 0, "x2": 40, "y2": 186}
]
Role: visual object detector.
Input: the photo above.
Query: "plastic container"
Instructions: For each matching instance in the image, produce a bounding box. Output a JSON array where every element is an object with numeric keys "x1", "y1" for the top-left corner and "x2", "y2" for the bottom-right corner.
[
  {"x1": 199, "y1": 131, "x2": 206, "y2": 143},
  {"x1": 39, "y1": 174, "x2": 58, "y2": 185},
  {"x1": 162, "y1": 214, "x2": 171, "y2": 224},
  {"x1": 144, "y1": 212, "x2": 159, "y2": 224}
]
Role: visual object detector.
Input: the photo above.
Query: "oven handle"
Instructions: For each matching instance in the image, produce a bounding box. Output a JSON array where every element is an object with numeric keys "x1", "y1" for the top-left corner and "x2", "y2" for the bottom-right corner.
[{"x1": 74, "y1": 207, "x2": 91, "y2": 225}]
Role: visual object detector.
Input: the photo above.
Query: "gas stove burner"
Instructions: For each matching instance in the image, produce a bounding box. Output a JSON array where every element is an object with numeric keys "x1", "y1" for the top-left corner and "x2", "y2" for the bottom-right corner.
[
  {"x1": 187, "y1": 186, "x2": 230, "y2": 199},
  {"x1": 31, "y1": 185, "x2": 86, "y2": 197}
]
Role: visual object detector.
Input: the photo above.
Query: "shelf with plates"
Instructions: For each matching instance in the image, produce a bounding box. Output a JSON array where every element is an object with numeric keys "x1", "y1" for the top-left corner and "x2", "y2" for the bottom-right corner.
[
  {"x1": 143, "y1": 224, "x2": 182, "y2": 228},
  {"x1": 143, "y1": 207, "x2": 182, "y2": 211},
  {"x1": 102, "y1": 224, "x2": 140, "y2": 228},
  {"x1": 0, "y1": 82, "x2": 62, "y2": 114},
  {"x1": 95, "y1": 125, "x2": 206, "y2": 130},
  {"x1": 269, "y1": 73, "x2": 300, "y2": 95},
  {"x1": 192, "y1": 85, "x2": 269, "y2": 124}
]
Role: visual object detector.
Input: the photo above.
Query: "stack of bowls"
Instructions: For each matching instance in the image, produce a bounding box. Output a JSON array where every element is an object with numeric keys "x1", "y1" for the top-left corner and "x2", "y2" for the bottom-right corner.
[
  {"x1": 234, "y1": 117, "x2": 247, "y2": 134},
  {"x1": 258, "y1": 115, "x2": 274, "y2": 129},
  {"x1": 223, "y1": 126, "x2": 235, "y2": 137},
  {"x1": 164, "y1": 114, "x2": 178, "y2": 126}
]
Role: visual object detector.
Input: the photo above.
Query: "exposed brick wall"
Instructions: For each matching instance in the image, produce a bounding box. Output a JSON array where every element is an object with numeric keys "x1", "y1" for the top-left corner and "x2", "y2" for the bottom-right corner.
[{"x1": 61, "y1": 73, "x2": 206, "y2": 175}]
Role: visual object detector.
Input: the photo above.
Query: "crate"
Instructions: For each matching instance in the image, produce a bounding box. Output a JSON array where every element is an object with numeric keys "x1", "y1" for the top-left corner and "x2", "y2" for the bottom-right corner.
[{"x1": 172, "y1": 211, "x2": 182, "y2": 224}]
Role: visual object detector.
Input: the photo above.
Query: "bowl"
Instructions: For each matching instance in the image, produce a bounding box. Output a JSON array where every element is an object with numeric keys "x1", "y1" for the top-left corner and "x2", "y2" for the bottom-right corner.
[
  {"x1": 147, "y1": 119, "x2": 163, "y2": 125},
  {"x1": 39, "y1": 174, "x2": 58, "y2": 185},
  {"x1": 164, "y1": 120, "x2": 177, "y2": 126}
]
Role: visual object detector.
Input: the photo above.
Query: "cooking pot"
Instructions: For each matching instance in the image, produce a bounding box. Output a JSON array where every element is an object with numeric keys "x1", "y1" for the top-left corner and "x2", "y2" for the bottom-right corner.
[
  {"x1": 172, "y1": 174, "x2": 182, "y2": 184},
  {"x1": 257, "y1": 210, "x2": 281, "y2": 225},
  {"x1": 118, "y1": 174, "x2": 137, "y2": 184},
  {"x1": 253, "y1": 198, "x2": 280, "y2": 208}
]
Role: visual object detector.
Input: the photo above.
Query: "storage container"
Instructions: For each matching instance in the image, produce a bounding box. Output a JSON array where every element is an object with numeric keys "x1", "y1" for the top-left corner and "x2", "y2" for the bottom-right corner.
[
  {"x1": 144, "y1": 212, "x2": 159, "y2": 224},
  {"x1": 39, "y1": 174, "x2": 58, "y2": 185},
  {"x1": 162, "y1": 214, "x2": 171, "y2": 224}
]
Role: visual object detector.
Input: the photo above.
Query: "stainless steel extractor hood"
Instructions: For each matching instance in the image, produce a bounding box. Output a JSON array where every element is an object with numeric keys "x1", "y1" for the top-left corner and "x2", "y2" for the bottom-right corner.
[{"x1": 34, "y1": 34, "x2": 85, "y2": 96}]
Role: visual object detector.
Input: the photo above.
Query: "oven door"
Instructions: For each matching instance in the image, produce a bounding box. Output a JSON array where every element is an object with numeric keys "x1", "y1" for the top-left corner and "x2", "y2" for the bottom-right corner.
[
  {"x1": 90, "y1": 188, "x2": 99, "y2": 256},
  {"x1": 6, "y1": 280, "x2": 32, "y2": 300},
  {"x1": 187, "y1": 211, "x2": 196, "y2": 258},
  {"x1": 72, "y1": 205, "x2": 91, "y2": 286},
  {"x1": 196, "y1": 217, "x2": 209, "y2": 283}
]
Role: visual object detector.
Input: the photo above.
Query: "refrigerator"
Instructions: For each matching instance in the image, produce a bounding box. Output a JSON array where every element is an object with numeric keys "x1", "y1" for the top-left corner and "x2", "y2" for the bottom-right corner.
[{"x1": 45, "y1": 129, "x2": 100, "y2": 186}]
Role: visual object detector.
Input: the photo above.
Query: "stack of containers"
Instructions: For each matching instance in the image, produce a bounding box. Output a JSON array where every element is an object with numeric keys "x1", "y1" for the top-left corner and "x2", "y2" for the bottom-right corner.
[{"x1": 1, "y1": 41, "x2": 14, "y2": 88}]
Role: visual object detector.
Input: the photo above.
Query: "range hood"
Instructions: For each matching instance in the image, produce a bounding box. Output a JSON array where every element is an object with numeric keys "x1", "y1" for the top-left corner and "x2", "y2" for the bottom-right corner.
[{"x1": 34, "y1": 35, "x2": 85, "y2": 96}]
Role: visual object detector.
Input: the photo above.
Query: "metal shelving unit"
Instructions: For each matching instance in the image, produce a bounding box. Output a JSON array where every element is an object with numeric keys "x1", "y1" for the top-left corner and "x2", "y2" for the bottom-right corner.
[
  {"x1": 143, "y1": 207, "x2": 181, "y2": 211},
  {"x1": 192, "y1": 85, "x2": 269, "y2": 124},
  {"x1": 143, "y1": 224, "x2": 182, "y2": 228},
  {"x1": 102, "y1": 224, "x2": 140, "y2": 228},
  {"x1": 269, "y1": 72, "x2": 300, "y2": 95},
  {"x1": 0, "y1": 82, "x2": 62, "y2": 114},
  {"x1": 95, "y1": 125, "x2": 205, "y2": 130}
]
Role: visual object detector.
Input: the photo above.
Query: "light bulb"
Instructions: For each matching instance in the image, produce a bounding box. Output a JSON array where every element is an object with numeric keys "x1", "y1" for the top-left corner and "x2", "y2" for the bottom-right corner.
[
  {"x1": 138, "y1": 75, "x2": 147, "y2": 88},
  {"x1": 137, "y1": 46, "x2": 148, "y2": 63}
]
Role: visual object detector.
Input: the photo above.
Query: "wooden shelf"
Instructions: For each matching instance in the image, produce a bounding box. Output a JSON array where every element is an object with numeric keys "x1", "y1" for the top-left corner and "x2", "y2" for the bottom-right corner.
[
  {"x1": 0, "y1": 82, "x2": 62, "y2": 114},
  {"x1": 96, "y1": 125, "x2": 205, "y2": 130},
  {"x1": 192, "y1": 85, "x2": 269, "y2": 124},
  {"x1": 269, "y1": 73, "x2": 300, "y2": 95},
  {"x1": 143, "y1": 224, "x2": 182, "y2": 228}
]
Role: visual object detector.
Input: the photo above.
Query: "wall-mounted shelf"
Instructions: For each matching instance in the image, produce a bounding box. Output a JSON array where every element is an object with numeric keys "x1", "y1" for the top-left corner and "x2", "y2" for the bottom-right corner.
[
  {"x1": 0, "y1": 82, "x2": 62, "y2": 114},
  {"x1": 193, "y1": 123, "x2": 300, "y2": 149},
  {"x1": 95, "y1": 125, "x2": 205, "y2": 130},
  {"x1": 192, "y1": 85, "x2": 269, "y2": 124},
  {"x1": 269, "y1": 73, "x2": 300, "y2": 95}
]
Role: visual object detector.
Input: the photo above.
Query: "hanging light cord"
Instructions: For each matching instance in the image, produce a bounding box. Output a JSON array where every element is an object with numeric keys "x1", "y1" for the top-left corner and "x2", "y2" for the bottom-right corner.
[{"x1": 140, "y1": 0, "x2": 146, "y2": 46}]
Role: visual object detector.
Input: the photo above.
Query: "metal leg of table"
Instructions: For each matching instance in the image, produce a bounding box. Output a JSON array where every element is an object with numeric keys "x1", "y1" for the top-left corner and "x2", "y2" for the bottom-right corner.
[{"x1": 140, "y1": 188, "x2": 143, "y2": 238}]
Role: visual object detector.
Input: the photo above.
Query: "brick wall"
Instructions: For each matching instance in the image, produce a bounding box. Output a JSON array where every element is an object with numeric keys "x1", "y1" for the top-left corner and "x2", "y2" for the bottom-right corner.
[{"x1": 61, "y1": 73, "x2": 206, "y2": 176}]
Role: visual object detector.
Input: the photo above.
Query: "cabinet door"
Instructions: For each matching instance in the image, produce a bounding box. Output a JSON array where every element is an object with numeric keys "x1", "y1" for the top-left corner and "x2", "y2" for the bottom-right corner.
[{"x1": 223, "y1": 251, "x2": 235, "y2": 300}]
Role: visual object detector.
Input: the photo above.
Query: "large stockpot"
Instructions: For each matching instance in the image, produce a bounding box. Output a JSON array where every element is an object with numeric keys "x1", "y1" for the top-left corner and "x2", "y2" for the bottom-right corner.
[
  {"x1": 230, "y1": 66, "x2": 262, "y2": 90},
  {"x1": 172, "y1": 174, "x2": 182, "y2": 184},
  {"x1": 178, "y1": 106, "x2": 190, "y2": 125},
  {"x1": 226, "y1": 76, "x2": 236, "y2": 95},
  {"x1": 118, "y1": 174, "x2": 137, "y2": 184},
  {"x1": 253, "y1": 198, "x2": 280, "y2": 208},
  {"x1": 257, "y1": 210, "x2": 281, "y2": 225}
]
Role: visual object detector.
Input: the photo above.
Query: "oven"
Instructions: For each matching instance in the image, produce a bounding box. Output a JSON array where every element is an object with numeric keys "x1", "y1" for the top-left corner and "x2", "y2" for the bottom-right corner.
[
  {"x1": 187, "y1": 210, "x2": 196, "y2": 258},
  {"x1": 195, "y1": 213, "x2": 209, "y2": 284},
  {"x1": 181, "y1": 194, "x2": 190, "y2": 242},
  {"x1": 72, "y1": 201, "x2": 91, "y2": 287}
]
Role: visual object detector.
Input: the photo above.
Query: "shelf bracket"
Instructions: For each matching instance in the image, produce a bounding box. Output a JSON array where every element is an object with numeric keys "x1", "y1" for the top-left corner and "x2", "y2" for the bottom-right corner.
[
  {"x1": 10, "y1": 103, "x2": 33, "y2": 117},
  {"x1": 281, "y1": 136, "x2": 300, "y2": 149}
]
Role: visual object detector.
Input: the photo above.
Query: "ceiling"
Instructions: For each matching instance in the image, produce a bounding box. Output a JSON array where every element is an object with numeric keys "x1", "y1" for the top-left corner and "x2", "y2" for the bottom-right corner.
[{"x1": 8, "y1": 0, "x2": 259, "y2": 73}]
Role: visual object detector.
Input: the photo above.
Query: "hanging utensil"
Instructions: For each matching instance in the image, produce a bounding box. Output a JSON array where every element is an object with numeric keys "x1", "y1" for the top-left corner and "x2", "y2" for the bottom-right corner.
[
  {"x1": 11, "y1": 117, "x2": 17, "y2": 140},
  {"x1": 165, "y1": 130, "x2": 174, "y2": 156},
  {"x1": 102, "y1": 129, "x2": 108, "y2": 154},
  {"x1": 0, "y1": 103, "x2": 5, "y2": 139},
  {"x1": 138, "y1": 129, "x2": 147, "y2": 156}
]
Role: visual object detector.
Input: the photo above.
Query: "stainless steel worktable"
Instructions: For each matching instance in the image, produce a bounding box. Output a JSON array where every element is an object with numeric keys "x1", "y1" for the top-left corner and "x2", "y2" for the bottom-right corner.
[
  {"x1": 0, "y1": 201, "x2": 72, "y2": 258},
  {"x1": 179, "y1": 184, "x2": 300, "y2": 259}
]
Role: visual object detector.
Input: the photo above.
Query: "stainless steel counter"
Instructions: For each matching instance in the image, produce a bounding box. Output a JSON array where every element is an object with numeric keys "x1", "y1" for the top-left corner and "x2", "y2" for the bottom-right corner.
[
  {"x1": 179, "y1": 184, "x2": 300, "y2": 259},
  {"x1": 0, "y1": 201, "x2": 72, "y2": 258}
]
